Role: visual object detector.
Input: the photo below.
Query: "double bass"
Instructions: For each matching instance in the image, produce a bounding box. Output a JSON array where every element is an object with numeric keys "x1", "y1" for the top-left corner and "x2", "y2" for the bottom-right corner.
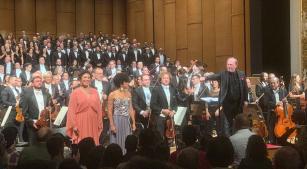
[{"x1": 274, "y1": 100, "x2": 297, "y2": 143}]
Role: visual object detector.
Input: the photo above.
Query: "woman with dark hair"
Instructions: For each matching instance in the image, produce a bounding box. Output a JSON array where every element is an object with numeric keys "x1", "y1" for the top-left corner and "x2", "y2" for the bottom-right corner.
[
  {"x1": 66, "y1": 71, "x2": 104, "y2": 145},
  {"x1": 238, "y1": 135, "x2": 272, "y2": 169},
  {"x1": 107, "y1": 73, "x2": 136, "y2": 153}
]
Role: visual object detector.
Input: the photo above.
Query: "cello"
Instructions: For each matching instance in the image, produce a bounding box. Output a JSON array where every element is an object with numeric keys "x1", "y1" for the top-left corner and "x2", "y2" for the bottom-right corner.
[{"x1": 274, "y1": 100, "x2": 297, "y2": 143}]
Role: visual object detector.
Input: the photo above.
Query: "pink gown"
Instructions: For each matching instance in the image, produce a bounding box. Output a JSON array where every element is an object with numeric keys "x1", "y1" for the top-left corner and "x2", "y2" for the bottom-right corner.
[{"x1": 66, "y1": 87, "x2": 104, "y2": 145}]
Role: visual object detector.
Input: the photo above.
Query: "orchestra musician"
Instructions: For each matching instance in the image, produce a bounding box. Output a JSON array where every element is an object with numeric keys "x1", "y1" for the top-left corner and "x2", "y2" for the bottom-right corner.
[
  {"x1": 256, "y1": 72, "x2": 269, "y2": 97},
  {"x1": 20, "y1": 76, "x2": 51, "y2": 145},
  {"x1": 150, "y1": 71, "x2": 178, "y2": 137},
  {"x1": 246, "y1": 78, "x2": 256, "y2": 103},
  {"x1": 132, "y1": 74, "x2": 152, "y2": 129},
  {"x1": 288, "y1": 73, "x2": 305, "y2": 110},
  {"x1": 263, "y1": 77, "x2": 288, "y2": 144}
]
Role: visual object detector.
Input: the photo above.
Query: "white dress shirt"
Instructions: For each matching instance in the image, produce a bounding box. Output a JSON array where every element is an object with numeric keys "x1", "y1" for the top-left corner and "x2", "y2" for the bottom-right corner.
[
  {"x1": 34, "y1": 89, "x2": 45, "y2": 119},
  {"x1": 40, "y1": 64, "x2": 47, "y2": 74},
  {"x1": 95, "y1": 80, "x2": 104, "y2": 100},
  {"x1": 45, "y1": 83, "x2": 53, "y2": 96},
  {"x1": 25, "y1": 71, "x2": 31, "y2": 81}
]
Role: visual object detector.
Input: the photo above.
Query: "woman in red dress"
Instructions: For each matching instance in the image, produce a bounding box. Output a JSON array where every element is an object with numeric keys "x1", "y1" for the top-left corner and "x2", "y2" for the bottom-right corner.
[{"x1": 66, "y1": 71, "x2": 104, "y2": 145}]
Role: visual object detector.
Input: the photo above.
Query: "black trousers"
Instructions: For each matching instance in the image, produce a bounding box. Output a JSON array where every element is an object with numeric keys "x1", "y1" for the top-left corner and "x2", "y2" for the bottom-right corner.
[{"x1": 222, "y1": 99, "x2": 242, "y2": 136}]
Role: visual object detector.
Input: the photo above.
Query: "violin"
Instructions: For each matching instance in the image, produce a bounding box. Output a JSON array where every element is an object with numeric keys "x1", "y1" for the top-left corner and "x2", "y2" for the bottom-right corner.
[
  {"x1": 36, "y1": 108, "x2": 51, "y2": 129},
  {"x1": 165, "y1": 110, "x2": 175, "y2": 139}
]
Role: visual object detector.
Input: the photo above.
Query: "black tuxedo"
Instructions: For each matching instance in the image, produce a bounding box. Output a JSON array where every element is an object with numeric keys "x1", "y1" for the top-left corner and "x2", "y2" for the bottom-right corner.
[
  {"x1": 10, "y1": 68, "x2": 22, "y2": 78},
  {"x1": 45, "y1": 48, "x2": 53, "y2": 67},
  {"x1": 263, "y1": 86, "x2": 288, "y2": 143},
  {"x1": 132, "y1": 87, "x2": 152, "y2": 128},
  {"x1": 1, "y1": 86, "x2": 18, "y2": 126},
  {"x1": 34, "y1": 64, "x2": 49, "y2": 73},
  {"x1": 207, "y1": 70, "x2": 248, "y2": 136},
  {"x1": 156, "y1": 53, "x2": 167, "y2": 65},
  {"x1": 207, "y1": 70, "x2": 248, "y2": 114},
  {"x1": 150, "y1": 85, "x2": 178, "y2": 136},
  {"x1": 142, "y1": 52, "x2": 154, "y2": 66},
  {"x1": 116, "y1": 52, "x2": 129, "y2": 68},
  {"x1": 24, "y1": 54, "x2": 38, "y2": 66},
  {"x1": 4, "y1": 62, "x2": 14, "y2": 75},
  {"x1": 52, "y1": 51, "x2": 68, "y2": 66},
  {"x1": 256, "y1": 82, "x2": 268, "y2": 97},
  {"x1": 69, "y1": 50, "x2": 84, "y2": 66},
  {"x1": 42, "y1": 83, "x2": 60, "y2": 102},
  {"x1": 128, "y1": 49, "x2": 142, "y2": 63},
  {"x1": 20, "y1": 87, "x2": 51, "y2": 144},
  {"x1": 102, "y1": 52, "x2": 116, "y2": 67},
  {"x1": 90, "y1": 52, "x2": 104, "y2": 67},
  {"x1": 20, "y1": 71, "x2": 32, "y2": 86},
  {"x1": 90, "y1": 80, "x2": 111, "y2": 96}
]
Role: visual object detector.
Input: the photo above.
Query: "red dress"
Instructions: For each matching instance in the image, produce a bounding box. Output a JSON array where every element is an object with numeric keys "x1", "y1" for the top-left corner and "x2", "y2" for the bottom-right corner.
[{"x1": 66, "y1": 87, "x2": 104, "y2": 145}]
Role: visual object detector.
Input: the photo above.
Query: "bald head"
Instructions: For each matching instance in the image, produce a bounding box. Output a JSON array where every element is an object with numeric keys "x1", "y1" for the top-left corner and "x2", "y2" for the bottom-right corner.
[{"x1": 226, "y1": 57, "x2": 238, "y2": 72}]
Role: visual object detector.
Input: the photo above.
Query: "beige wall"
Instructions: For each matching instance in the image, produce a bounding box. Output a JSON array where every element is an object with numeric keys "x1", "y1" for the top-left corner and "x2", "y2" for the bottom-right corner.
[{"x1": 127, "y1": 0, "x2": 250, "y2": 73}]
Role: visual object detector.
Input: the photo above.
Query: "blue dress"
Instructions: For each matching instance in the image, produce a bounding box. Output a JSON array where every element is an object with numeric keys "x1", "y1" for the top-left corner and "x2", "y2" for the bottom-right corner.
[{"x1": 109, "y1": 98, "x2": 132, "y2": 153}]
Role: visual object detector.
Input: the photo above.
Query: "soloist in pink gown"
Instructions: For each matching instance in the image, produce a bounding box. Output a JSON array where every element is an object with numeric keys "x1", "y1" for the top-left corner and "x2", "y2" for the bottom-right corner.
[{"x1": 66, "y1": 87, "x2": 104, "y2": 145}]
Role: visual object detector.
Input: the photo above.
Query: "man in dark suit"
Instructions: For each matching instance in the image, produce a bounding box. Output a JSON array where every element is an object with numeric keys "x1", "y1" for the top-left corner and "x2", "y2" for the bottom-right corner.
[
  {"x1": 263, "y1": 77, "x2": 288, "y2": 143},
  {"x1": 90, "y1": 46, "x2": 104, "y2": 68},
  {"x1": 116, "y1": 48, "x2": 129, "y2": 70},
  {"x1": 91, "y1": 67, "x2": 111, "y2": 97},
  {"x1": 256, "y1": 72, "x2": 269, "y2": 97},
  {"x1": 52, "y1": 46, "x2": 68, "y2": 68},
  {"x1": 34, "y1": 57, "x2": 49, "y2": 74},
  {"x1": 3, "y1": 55, "x2": 14, "y2": 75},
  {"x1": 45, "y1": 42, "x2": 53, "y2": 68},
  {"x1": 42, "y1": 71, "x2": 60, "y2": 104},
  {"x1": 132, "y1": 74, "x2": 152, "y2": 129},
  {"x1": 1, "y1": 76, "x2": 19, "y2": 127},
  {"x1": 142, "y1": 47, "x2": 154, "y2": 67},
  {"x1": 0, "y1": 65, "x2": 5, "y2": 84},
  {"x1": 11, "y1": 62, "x2": 22, "y2": 78},
  {"x1": 128, "y1": 43, "x2": 142, "y2": 64},
  {"x1": 20, "y1": 63, "x2": 32, "y2": 86},
  {"x1": 102, "y1": 46, "x2": 116, "y2": 68},
  {"x1": 156, "y1": 48, "x2": 167, "y2": 66},
  {"x1": 150, "y1": 72, "x2": 178, "y2": 137},
  {"x1": 69, "y1": 45, "x2": 84, "y2": 67},
  {"x1": 206, "y1": 57, "x2": 248, "y2": 136},
  {"x1": 20, "y1": 76, "x2": 51, "y2": 144}
]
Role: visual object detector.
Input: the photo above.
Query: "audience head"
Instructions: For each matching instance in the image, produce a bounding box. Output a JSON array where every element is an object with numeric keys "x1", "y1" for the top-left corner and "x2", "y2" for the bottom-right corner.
[
  {"x1": 101, "y1": 143, "x2": 123, "y2": 168},
  {"x1": 58, "y1": 159, "x2": 81, "y2": 169},
  {"x1": 182, "y1": 125, "x2": 197, "y2": 147},
  {"x1": 125, "y1": 135, "x2": 138, "y2": 153},
  {"x1": 46, "y1": 134, "x2": 65, "y2": 159},
  {"x1": 159, "y1": 72, "x2": 171, "y2": 86},
  {"x1": 207, "y1": 136, "x2": 234, "y2": 167},
  {"x1": 274, "y1": 146, "x2": 302, "y2": 169},
  {"x1": 85, "y1": 145, "x2": 105, "y2": 169},
  {"x1": 2, "y1": 127, "x2": 18, "y2": 149},
  {"x1": 141, "y1": 74, "x2": 151, "y2": 87},
  {"x1": 245, "y1": 135, "x2": 267, "y2": 160},
  {"x1": 78, "y1": 137, "x2": 95, "y2": 166},
  {"x1": 234, "y1": 113, "x2": 250, "y2": 131}
]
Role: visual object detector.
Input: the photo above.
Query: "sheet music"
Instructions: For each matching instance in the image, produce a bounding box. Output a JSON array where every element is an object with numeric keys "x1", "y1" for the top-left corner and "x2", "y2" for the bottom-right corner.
[
  {"x1": 174, "y1": 107, "x2": 187, "y2": 126},
  {"x1": 1, "y1": 106, "x2": 12, "y2": 127},
  {"x1": 53, "y1": 106, "x2": 68, "y2": 126}
]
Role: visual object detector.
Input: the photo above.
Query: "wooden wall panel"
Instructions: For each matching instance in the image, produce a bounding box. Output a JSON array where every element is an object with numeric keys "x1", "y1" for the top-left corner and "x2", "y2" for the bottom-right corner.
[
  {"x1": 76, "y1": 0, "x2": 94, "y2": 34},
  {"x1": 175, "y1": 0, "x2": 188, "y2": 64},
  {"x1": 127, "y1": 0, "x2": 135, "y2": 39},
  {"x1": 154, "y1": 0, "x2": 165, "y2": 49},
  {"x1": 0, "y1": 0, "x2": 14, "y2": 34},
  {"x1": 203, "y1": 0, "x2": 216, "y2": 71},
  {"x1": 144, "y1": 0, "x2": 153, "y2": 42},
  {"x1": 56, "y1": 0, "x2": 76, "y2": 36},
  {"x1": 187, "y1": 0, "x2": 203, "y2": 62},
  {"x1": 134, "y1": 0, "x2": 145, "y2": 42},
  {"x1": 113, "y1": 0, "x2": 126, "y2": 35},
  {"x1": 215, "y1": 0, "x2": 232, "y2": 58},
  {"x1": 232, "y1": 15, "x2": 245, "y2": 70},
  {"x1": 232, "y1": 0, "x2": 244, "y2": 15},
  {"x1": 15, "y1": 0, "x2": 36, "y2": 36},
  {"x1": 95, "y1": 0, "x2": 113, "y2": 34},
  {"x1": 36, "y1": 0, "x2": 56, "y2": 35},
  {"x1": 164, "y1": 1, "x2": 176, "y2": 59}
]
